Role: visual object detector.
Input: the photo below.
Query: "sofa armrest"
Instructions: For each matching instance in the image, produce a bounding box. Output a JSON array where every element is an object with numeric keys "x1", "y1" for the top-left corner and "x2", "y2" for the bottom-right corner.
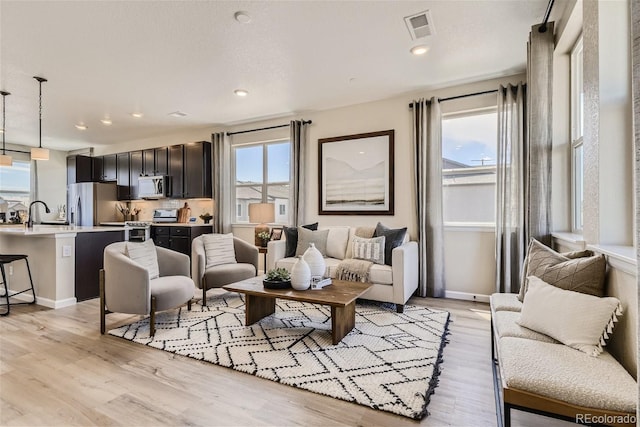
[
  {"x1": 233, "y1": 237, "x2": 259, "y2": 274},
  {"x1": 391, "y1": 241, "x2": 419, "y2": 305},
  {"x1": 191, "y1": 237, "x2": 206, "y2": 290},
  {"x1": 156, "y1": 246, "x2": 190, "y2": 277},
  {"x1": 267, "y1": 240, "x2": 287, "y2": 271}
]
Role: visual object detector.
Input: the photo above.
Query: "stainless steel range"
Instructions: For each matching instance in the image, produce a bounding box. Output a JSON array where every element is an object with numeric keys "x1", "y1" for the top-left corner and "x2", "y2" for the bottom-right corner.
[{"x1": 124, "y1": 221, "x2": 152, "y2": 242}]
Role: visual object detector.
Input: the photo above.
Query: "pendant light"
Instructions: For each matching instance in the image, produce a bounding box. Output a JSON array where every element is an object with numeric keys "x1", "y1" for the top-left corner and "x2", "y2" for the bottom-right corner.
[
  {"x1": 31, "y1": 76, "x2": 49, "y2": 161},
  {"x1": 0, "y1": 90, "x2": 11, "y2": 167}
]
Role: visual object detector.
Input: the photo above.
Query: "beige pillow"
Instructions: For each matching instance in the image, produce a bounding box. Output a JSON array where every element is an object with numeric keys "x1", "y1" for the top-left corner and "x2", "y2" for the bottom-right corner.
[
  {"x1": 352, "y1": 235, "x2": 386, "y2": 265},
  {"x1": 518, "y1": 239, "x2": 605, "y2": 301},
  {"x1": 125, "y1": 239, "x2": 160, "y2": 279},
  {"x1": 202, "y1": 233, "x2": 237, "y2": 268},
  {"x1": 296, "y1": 227, "x2": 329, "y2": 257},
  {"x1": 518, "y1": 276, "x2": 622, "y2": 356}
]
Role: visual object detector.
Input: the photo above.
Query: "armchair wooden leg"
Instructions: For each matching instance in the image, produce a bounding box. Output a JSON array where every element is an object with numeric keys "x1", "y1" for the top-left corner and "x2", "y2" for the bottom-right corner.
[
  {"x1": 150, "y1": 295, "x2": 156, "y2": 337},
  {"x1": 396, "y1": 304, "x2": 404, "y2": 313},
  {"x1": 99, "y1": 269, "x2": 106, "y2": 334},
  {"x1": 187, "y1": 299, "x2": 192, "y2": 311}
]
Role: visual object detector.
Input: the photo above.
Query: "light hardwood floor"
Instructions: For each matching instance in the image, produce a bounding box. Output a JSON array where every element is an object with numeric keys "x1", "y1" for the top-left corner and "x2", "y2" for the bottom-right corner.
[{"x1": 0, "y1": 294, "x2": 574, "y2": 426}]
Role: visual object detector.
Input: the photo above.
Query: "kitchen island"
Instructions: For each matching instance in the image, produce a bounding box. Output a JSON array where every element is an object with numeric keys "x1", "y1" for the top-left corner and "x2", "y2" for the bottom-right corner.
[{"x1": 0, "y1": 225, "x2": 124, "y2": 308}]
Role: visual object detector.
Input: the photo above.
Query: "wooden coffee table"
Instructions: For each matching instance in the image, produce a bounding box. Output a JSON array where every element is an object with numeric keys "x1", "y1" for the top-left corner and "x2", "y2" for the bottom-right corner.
[{"x1": 223, "y1": 277, "x2": 372, "y2": 345}]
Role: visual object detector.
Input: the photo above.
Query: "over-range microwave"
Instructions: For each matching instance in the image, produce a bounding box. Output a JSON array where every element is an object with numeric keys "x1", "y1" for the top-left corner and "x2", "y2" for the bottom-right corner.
[{"x1": 138, "y1": 175, "x2": 169, "y2": 199}]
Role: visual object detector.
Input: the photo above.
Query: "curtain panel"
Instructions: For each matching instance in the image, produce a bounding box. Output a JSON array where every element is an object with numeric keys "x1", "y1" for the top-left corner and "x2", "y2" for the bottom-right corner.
[
  {"x1": 495, "y1": 83, "x2": 527, "y2": 294},
  {"x1": 412, "y1": 98, "x2": 445, "y2": 298},
  {"x1": 212, "y1": 132, "x2": 231, "y2": 233},
  {"x1": 290, "y1": 120, "x2": 309, "y2": 226}
]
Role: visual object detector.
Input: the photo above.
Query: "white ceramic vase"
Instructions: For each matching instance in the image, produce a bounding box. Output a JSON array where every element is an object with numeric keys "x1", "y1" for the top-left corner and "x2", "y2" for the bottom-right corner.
[
  {"x1": 303, "y1": 243, "x2": 326, "y2": 277},
  {"x1": 290, "y1": 256, "x2": 311, "y2": 290}
]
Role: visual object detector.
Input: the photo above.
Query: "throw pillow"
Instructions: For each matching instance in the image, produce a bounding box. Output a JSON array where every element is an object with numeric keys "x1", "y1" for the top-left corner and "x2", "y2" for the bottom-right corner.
[
  {"x1": 202, "y1": 233, "x2": 237, "y2": 268},
  {"x1": 295, "y1": 227, "x2": 329, "y2": 257},
  {"x1": 518, "y1": 276, "x2": 622, "y2": 356},
  {"x1": 125, "y1": 239, "x2": 160, "y2": 279},
  {"x1": 373, "y1": 222, "x2": 408, "y2": 266},
  {"x1": 518, "y1": 239, "x2": 606, "y2": 302},
  {"x1": 283, "y1": 222, "x2": 318, "y2": 258},
  {"x1": 352, "y1": 235, "x2": 386, "y2": 265}
]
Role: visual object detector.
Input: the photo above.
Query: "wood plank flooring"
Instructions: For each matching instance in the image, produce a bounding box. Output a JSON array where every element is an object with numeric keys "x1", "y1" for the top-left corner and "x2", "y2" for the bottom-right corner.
[{"x1": 0, "y1": 294, "x2": 574, "y2": 426}]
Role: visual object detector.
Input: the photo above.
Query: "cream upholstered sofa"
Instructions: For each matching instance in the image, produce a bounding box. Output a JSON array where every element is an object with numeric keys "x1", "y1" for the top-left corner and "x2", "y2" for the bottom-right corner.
[{"x1": 267, "y1": 226, "x2": 418, "y2": 312}]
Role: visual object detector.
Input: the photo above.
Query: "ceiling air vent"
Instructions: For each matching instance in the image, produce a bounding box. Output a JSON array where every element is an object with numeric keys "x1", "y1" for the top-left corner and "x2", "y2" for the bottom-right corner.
[{"x1": 404, "y1": 10, "x2": 435, "y2": 40}]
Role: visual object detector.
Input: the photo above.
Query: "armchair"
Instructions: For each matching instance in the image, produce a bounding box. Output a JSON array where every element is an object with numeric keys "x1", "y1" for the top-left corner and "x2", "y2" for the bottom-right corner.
[
  {"x1": 100, "y1": 242, "x2": 194, "y2": 336},
  {"x1": 192, "y1": 235, "x2": 259, "y2": 306}
]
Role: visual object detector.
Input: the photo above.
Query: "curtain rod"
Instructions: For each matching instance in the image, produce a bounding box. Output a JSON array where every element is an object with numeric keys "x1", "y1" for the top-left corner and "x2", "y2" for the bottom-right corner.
[
  {"x1": 538, "y1": 0, "x2": 555, "y2": 33},
  {"x1": 226, "y1": 119, "x2": 312, "y2": 136},
  {"x1": 408, "y1": 84, "x2": 527, "y2": 109}
]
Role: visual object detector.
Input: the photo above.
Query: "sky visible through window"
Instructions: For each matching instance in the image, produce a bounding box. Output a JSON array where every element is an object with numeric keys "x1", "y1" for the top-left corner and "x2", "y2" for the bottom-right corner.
[
  {"x1": 236, "y1": 142, "x2": 290, "y2": 183},
  {"x1": 442, "y1": 112, "x2": 497, "y2": 167},
  {"x1": 0, "y1": 161, "x2": 30, "y2": 192}
]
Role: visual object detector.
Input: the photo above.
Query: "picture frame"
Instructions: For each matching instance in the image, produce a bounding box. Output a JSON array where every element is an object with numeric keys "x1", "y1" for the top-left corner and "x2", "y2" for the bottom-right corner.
[
  {"x1": 269, "y1": 227, "x2": 283, "y2": 240},
  {"x1": 318, "y1": 129, "x2": 394, "y2": 215}
]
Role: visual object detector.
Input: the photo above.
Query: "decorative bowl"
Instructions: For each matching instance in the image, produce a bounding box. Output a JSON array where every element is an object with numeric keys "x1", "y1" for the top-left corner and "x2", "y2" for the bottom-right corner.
[{"x1": 263, "y1": 279, "x2": 291, "y2": 290}]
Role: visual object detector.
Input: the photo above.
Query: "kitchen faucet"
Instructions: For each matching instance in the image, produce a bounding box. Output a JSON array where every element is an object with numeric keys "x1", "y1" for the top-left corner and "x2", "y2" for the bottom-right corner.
[{"x1": 27, "y1": 200, "x2": 50, "y2": 228}]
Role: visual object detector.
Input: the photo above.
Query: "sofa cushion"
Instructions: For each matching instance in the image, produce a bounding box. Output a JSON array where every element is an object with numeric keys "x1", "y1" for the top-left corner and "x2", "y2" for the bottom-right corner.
[
  {"x1": 373, "y1": 222, "x2": 408, "y2": 266},
  {"x1": 325, "y1": 226, "x2": 350, "y2": 260},
  {"x1": 490, "y1": 293, "x2": 523, "y2": 312},
  {"x1": 202, "y1": 263, "x2": 256, "y2": 288},
  {"x1": 202, "y1": 233, "x2": 237, "y2": 268},
  {"x1": 125, "y1": 239, "x2": 160, "y2": 279},
  {"x1": 149, "y1": 275, "x2": 194, "y2": 311},
  {"x1": 493, "y1": 311, "x2": 557, "y2": 343},
  {"x1": 498, "y1": 337, "x2": 637, "y2": 413},
  {"x1": 283, "y1": 223, "x2": 318, "y2": 258},
  {"x1": 352, "y1": 235, "x2": 386, "y2": 265},
  {"x1": 518, "y1": 276, "x2": 622, "y2": 356},
  {"x1": 295, "y1": 227, "x2": 329, "y2": 257},
  {"x1": 277, "y1": 257, "x2": 393, "y2": 285},
  {"x1": 519, "y1": 239, "x2": 606, "y2": 301}
]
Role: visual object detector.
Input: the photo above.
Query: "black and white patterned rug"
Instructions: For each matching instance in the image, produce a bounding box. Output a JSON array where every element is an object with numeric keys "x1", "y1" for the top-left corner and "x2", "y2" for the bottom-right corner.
[{"x1": 109, "y1": 291, "x2": 450, "y2": 420}]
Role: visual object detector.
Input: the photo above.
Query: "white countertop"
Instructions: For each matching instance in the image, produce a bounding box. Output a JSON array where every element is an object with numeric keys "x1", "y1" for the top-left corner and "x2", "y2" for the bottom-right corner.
[
  {"x1": 150, "y1": 222, "x2": 212, "y2": 227},
  {"x1": 0, "y1": 225, "x2": 125, "y2": 236}
]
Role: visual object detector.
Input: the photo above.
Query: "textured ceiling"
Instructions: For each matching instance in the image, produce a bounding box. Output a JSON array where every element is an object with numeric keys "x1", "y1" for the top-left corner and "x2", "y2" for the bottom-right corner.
[{"x1": 0, "y1": 0, "x2": 554, "y2": 151}]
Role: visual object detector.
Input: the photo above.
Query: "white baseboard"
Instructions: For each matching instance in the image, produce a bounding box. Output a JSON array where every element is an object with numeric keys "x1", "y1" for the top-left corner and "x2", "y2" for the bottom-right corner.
[
  {"x1": 7, "y1": 292, "x2": 76, "y2": 309},
  {"x1": 444, "y1": 290, "x2": 490, "y2": 303}
]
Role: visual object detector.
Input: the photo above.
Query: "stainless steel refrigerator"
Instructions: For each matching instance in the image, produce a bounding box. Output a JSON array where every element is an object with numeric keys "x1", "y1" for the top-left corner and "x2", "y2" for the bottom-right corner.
[{"x1": 67, "y1": 182, "x2": 119, "y2": 226}]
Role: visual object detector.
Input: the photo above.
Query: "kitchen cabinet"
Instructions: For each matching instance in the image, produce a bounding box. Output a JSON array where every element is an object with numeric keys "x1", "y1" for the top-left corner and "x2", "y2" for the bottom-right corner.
[
  {"x1": 155, "y1": 147, "x2": 169, "y2": 175},
  {"x1": 116, "y1": 152, "x2": 131, "y2": 200},
  {"x1": 168, "y1": 145, "x2": 184, "y2": 198},
  {"x1": 75, "y1": 230, "x2": 125, "y2": 301},
  {"x1": 142, "y1": 149, "x2": 155, "y2": 176},
  {"x1": 183, "y1": 141, "x2": 212, "y2": 199},
  {"x1": 151, "y1": 225, "x2": 212, "y2": 256},
  {"x1": 91, "y1": 156, "x2": 103, "y2": 182},
  {"x1": 129, "y1": 150, "x2": 143, "y2": 200},
  {"x1": 102, "y1": 154, "x2": 117, "y2": 182},
  {"x1": 67, "y1": 155, "x2": 93, "y2": 184}
]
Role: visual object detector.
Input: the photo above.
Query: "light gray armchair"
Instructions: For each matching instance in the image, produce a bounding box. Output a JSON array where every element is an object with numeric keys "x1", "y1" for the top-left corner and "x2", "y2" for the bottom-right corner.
[
  {"x1": 100, "y1": 242, "x2": 194, "y2": 336},
  {"x1": 192, "y1": 235, "x2": 258, "y2": 306}
]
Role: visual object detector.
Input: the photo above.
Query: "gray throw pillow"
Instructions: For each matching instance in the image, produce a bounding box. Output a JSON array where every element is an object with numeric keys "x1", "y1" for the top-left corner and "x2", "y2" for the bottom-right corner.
[
  {"x1": 373, "y1": 222, "x2": 407, "y2": 266},
  {"x1": 352, "y1": 235, "x2": 386, "y2": 265},
  {"x1": 295, "y1": 227, "x2": 329, "y2": 257},
  {"x1": 518, "y1": 239, "x2": 606, "y2": 302},
  {"x1": 284, "y1": 222, "x2": 318, "y2": 258}
]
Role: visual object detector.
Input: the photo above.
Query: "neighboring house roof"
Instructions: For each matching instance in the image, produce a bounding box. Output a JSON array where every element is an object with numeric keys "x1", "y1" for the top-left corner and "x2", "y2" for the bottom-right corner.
[{"x1": 7, "y1": 201, "x2": 28, "y2": 211}]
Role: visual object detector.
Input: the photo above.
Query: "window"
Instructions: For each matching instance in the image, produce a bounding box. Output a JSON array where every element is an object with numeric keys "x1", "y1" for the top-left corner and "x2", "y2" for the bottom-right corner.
[
  {"x1": 0, "y1": 160, "x2": 31, "y2": 223},
  {"x1": 442, "y1": 109, "x2": 497, "y2": 224},
  {"x1": 233, "y1": 140, "x2": 291, "y2": 224},
  {"x1": 571, "y1": 36, "x2": 584, "y2": 232}
]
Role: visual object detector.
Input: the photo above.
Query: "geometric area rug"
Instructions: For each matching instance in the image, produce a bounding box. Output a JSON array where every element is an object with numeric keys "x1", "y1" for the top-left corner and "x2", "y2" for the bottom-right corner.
[{"x1": 108, "y1": 291, "x2": 451, "y2": 420}]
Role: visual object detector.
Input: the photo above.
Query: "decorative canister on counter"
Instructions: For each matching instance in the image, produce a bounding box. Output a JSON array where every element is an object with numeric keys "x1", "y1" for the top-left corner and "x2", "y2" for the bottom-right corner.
[
  {"x1": 303, "y1": 242, "x2": 325, "y2": 277},
  {"x1": 290, "y1": 256, "x2": 311, "y2": 290}
]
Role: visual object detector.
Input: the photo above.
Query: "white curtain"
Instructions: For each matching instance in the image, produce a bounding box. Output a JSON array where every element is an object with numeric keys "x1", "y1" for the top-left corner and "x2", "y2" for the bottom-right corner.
[
  {"x1": 290, "y1": 120, "x2": 309, "y2": 226},
  {"x1": 495, "y1": 84, "x2": 526, "y2": 294},
  {"x1": 212, "y1": 132, "x2": 231, "y2": 233},
  {"x1": 412, "y1": 98, "x2": 445, "y2": 298}
]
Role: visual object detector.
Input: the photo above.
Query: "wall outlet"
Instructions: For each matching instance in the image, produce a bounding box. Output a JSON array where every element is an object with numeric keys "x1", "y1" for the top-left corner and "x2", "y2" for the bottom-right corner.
[
  {"x1": 62, "y1": 245, "x2": 72, "y2": 257},
  {"x1": 8, "y1": 265, "x2": 13, "y2": 276}
]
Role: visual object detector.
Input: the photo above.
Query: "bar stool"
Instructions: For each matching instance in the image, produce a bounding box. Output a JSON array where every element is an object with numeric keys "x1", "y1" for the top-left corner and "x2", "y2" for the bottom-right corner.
[{"x1": 0, "y1": 254, "x2": 37, "y2": 316}]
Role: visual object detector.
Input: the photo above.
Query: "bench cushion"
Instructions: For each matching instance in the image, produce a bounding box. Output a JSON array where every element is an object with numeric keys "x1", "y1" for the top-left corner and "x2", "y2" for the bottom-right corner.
[
  {"x1": 490, "y1": 293, "x2": 523, "y2": 312},
  {"x1": 493, "y1": 311, "x2": 557, "y2": 343},
  {"x1": 498, "y1": 337, "x2": 637, "y2": 413}
]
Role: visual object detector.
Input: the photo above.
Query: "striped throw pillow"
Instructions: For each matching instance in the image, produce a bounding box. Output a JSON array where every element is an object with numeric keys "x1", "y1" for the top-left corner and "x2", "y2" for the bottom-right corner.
[
  {"x1": 352, "y1": 235, "x2": 386, "y2": 265},
  {"x1": 203, "y1": 233, "x2": 237, "y2": 268},
  {"x1": 125, "y1": 239, "x2": 160, "y2": 279}
]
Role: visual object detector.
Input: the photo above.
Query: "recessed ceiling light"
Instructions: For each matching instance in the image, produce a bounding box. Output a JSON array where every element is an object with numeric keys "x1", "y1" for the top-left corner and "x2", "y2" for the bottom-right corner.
[
  {"x1": 234, "y1": 11, "x2": 251, "y2": 24},
  {"x1": 131, "y1": 112, "x2": 144, "y2": 118},
  {"x1": 234, "y1": 89, "x2": 249, "y2": 97},
  {"x1": 75, "y1": 123, "x2": 87, "y2": 130},
  {"x1": 100, "y1": 118, "x2": 112, "y2": 125},
  {"x1": 168, "y1": 111, "x2": 187, "y2": 118},
  {"x1": 410, "y1": 45, "x2": 429, "y2": 55}
]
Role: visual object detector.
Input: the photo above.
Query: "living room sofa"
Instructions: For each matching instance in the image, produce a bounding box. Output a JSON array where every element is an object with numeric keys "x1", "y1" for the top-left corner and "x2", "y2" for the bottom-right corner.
[{"x1": 267, "y1": 226, "x2": 418, "y2": 312}]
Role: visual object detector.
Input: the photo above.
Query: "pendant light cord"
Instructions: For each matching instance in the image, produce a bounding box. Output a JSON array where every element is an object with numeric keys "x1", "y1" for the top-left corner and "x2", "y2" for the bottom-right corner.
[
  {"x1": 0, "y1": 91, "x2": 9, "y2": 155},
  {"x1": 33, "y1": 77, "x2": 47, "y2": 149}
]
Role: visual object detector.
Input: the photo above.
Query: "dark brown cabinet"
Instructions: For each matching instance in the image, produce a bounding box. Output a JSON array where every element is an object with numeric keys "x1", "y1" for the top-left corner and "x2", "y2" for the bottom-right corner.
[
  {"x1": 91, "y1": 156, "x2": 103, "y2": 182},
  {"x1": 183, "y1": 141, "x2": 212, "y2": 199},
  {"x1": 116, "y1": 152, "x2": 131, "y2": 200},
  {"x1": 142, "y1": 149, "x2": 155, "y2": 176},
  {"x1": 75, "y1": 230, "x2": 124, "y2": 301},
  {"x1": 151, "y1": 225, "x2": 212, "y2": 256},
  {"x1": 155, "y1": 147, "x2": 169, "y2": 175},
  {"x1": 129, "y1": 150, "x2": 143, "y2": 200},
  {"x1": 102, "y1": 154, "x2": 117, "y2": 181},
  {"x1": 67, "y1": 155, "x2": 93, "y2": 184},
  {"x1": 168, "y1": 145, "x2": 184, "y2": 198}
]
